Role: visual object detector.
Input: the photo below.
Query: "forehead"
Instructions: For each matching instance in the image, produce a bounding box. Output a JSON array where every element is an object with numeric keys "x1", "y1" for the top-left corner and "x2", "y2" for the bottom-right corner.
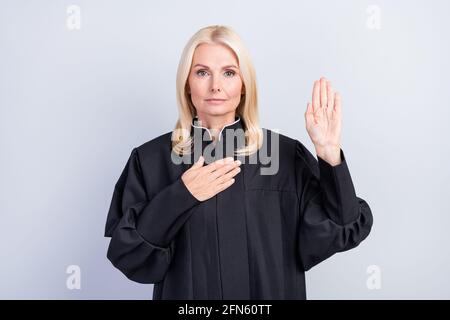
[{"x1": 192, "y1": 43, "x2": 238, "y2": 66}]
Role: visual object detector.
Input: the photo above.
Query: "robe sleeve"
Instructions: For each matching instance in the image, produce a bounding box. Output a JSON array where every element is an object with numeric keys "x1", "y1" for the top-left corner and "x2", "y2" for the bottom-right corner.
[
  {"x1": 295, "y1": 140, "x2": 373, "y2": 271},
  {"x1": 104, "y1": 148, "x2": 200, "y2": 283}
]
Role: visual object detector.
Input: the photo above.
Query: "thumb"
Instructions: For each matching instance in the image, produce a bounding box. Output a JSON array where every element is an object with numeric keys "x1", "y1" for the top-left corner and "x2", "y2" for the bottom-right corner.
[
  {"x1": 191, "y1": 155, "x2": 205, "y2": 169},
  {"x1": 305, "y1": 102, "x2": 314, "y2": 124}
]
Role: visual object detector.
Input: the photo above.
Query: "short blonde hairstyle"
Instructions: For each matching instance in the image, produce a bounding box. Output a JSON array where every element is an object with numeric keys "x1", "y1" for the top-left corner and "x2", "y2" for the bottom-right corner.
[{"x1": 172, "y1": 25, "x2": 263, "y2": 156}]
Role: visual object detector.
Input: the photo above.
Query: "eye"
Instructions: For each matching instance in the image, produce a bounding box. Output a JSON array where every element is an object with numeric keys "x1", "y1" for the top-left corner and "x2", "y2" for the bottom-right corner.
[
  {"x1": 196, "y1": 70, "x2": 208, "y2": 77},
  {"x1": 224, "y1": 70, "x2": 235, "y2": 77}
]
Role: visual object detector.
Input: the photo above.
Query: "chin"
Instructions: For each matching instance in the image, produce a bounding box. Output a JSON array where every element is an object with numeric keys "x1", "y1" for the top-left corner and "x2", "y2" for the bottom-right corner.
[{"x1": 201, "y1": 105, "x2": 235, "y2": 116}]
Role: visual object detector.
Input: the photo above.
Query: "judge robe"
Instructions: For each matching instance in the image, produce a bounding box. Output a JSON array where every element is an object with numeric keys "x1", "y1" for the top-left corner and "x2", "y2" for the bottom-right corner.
[{"x1": 104, "y1": 116, "x2": 373, "y2": 299}]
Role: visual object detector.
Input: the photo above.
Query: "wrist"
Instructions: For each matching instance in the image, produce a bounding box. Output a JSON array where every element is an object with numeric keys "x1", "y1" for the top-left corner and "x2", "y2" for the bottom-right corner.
[{"x1": 315, "y1": 144, "x2": 341, "y2": 166}]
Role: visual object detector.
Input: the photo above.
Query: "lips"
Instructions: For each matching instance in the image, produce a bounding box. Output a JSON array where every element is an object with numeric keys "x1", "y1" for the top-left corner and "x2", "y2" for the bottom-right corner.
[{"x1": 205, "y1": 98, "x2": 227, "y2": 105}]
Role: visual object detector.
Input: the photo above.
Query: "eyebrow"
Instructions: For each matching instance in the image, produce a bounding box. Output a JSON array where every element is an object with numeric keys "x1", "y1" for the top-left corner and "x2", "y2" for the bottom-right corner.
[{"x1": 193, "y1": 64, "x2": 239, "y2": 69}]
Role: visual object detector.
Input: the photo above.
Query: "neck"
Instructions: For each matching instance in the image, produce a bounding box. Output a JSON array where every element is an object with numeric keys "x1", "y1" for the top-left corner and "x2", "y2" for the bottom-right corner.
[{"x1": 195, "y1": 112, "x2": 237, "y2": 137}]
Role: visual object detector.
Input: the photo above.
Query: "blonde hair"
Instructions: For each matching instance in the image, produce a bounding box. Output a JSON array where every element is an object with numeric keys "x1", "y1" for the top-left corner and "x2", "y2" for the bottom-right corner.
[{"x1": 172, "y1": 25, "x2": 263, "y2": 156}]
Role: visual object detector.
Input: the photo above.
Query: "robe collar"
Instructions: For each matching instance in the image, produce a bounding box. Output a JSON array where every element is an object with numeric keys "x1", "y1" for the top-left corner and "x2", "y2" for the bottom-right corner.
[{"x1": 190, "y1": 115, "x2": 244, "y2": 143}]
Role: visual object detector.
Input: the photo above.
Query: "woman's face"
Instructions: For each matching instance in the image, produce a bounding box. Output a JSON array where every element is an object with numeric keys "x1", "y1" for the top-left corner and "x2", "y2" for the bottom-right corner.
[{"x1": 188, "y1": 43, "x2": 244, "y2": 120}]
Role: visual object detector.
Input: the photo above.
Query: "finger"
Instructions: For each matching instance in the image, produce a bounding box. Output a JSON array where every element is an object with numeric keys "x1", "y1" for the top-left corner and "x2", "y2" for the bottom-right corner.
[
  {"x1": 215, "y1": 166, "x2": 241, "y2": 184},
  {"x1": 209, "y1": 163, "x2": 236, "y2": 181},
  {"x1": 327, "y1": 81, "x2": 334, "y2": 109},
  {"x1": 191, "y1": 155, "x2": 205, "y2": 169},
  {"x1": 320, "y1": 77, "x2": 327, "y2": 108},
  {"x1": 312, "y1": 80, "x2": 320, "y2": 112},
  {"x1": 326, "y1": 81, "x2": 334, "y2": 118},
  {"x1": 203, "y1": 157, "x2": 234, "y2": 173},
  {"x1": 215, "y1": 157, "x2": 237, "y2": 166},
  {"x1": 334, "y1": 92, "x2": 342, "y2": 118},
  {"x1": 210, "y1": 160, "x2": 241, "y2": 180},
  {"x1": 214, "y1": 177, "x2": 235, "y2": 194}
]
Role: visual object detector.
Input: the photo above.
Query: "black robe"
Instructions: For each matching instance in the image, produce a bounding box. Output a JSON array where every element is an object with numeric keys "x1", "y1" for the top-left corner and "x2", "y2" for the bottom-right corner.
[{"x1": 104, "y1": 116, "x2": 373, "y2": 299}]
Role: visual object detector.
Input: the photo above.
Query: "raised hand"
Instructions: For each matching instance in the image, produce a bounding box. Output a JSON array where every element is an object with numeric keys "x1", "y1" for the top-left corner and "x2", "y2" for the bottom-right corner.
[{"x1": 305, "y1": 76, "x2": 342, "y2": 166}]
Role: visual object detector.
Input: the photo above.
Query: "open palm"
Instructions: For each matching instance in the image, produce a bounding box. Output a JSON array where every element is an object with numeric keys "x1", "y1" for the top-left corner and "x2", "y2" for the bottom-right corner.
[{"x1": 305, "y1": 77, "x2": 342, "y2": 149}]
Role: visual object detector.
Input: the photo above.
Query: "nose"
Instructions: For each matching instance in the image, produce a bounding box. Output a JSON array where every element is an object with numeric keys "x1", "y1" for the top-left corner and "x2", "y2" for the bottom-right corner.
[{"x1": 210, "y1": 76, "x2": 222, "y2": 92}]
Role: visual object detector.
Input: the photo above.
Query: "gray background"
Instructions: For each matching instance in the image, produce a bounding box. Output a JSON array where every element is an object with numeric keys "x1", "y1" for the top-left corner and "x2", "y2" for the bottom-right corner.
[{"x1": 1, "y1": 0, "x2": 449, "y2": 299}]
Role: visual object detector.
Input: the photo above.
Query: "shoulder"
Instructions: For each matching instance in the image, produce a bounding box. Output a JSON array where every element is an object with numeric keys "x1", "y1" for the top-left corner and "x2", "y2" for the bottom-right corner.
[
  {"x1": 260, "y1": 127, "x2": 303, "y2": 154},
  {"x1": 260, "y1": 127, "x2": 316, "y2": 168},
  {"x1": 262, "y1": 127, "x2": 298, "y2": 143},
  {"x1": 133, "y1": 131, "x2": 174, "y2": 163}
]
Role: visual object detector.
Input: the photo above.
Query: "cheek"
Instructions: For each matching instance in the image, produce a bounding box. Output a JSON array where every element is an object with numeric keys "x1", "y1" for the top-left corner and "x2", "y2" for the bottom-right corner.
[
  {"x1": 189, "y1": 78, "x2": 208, "y2": 97},
  {"x1": 188, "y1": 85, "x2": 202, "y2": 105},
  {"x1": 225, "y1": 79, "x2": 243, "y2": 98}
]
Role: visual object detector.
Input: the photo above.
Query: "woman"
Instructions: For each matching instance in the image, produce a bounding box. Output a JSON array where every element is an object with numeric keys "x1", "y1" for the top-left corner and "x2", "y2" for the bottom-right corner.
[{"x1": 104, "y1": 25, "x2": 373, "y2": 300}]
